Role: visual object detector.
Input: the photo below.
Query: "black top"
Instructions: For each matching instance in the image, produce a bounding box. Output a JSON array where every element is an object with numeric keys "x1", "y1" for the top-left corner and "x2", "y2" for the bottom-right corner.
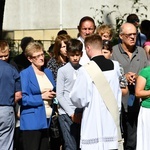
[
  {"x1": 14, "y1": 53, "x2": 31, "y2": 71},
  {"x1": 91, "y1": 55, "x2": 114, "y2": 71}
]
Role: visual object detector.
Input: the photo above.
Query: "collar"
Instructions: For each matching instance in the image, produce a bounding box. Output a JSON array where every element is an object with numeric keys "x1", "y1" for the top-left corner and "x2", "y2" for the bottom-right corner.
[
  {"x1": 69, "y1": 62, "x2": 81, "y2": 70},
  {"x1": 118, "y1": 43, "x2": 138, "y2": 55},
  {"x1": 78, "y1": 36, "x2": 84, "y2": 43},
  {"x1": 91, "y1": 55, "x2": 105, "y2": 61}
]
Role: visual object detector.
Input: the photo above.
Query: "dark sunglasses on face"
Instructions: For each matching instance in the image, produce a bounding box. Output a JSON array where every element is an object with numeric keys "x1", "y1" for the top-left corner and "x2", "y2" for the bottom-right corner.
[{"x1": 130, "y1": 18, "x2": 140, "y2": 23}]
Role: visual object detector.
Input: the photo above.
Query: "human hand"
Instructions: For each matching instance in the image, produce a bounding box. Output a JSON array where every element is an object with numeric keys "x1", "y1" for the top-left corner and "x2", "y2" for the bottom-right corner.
[
  {"x1": 15, "y1": 91, "x2": 22, "y2": 103},
  {"x1": 125, "y1": 72, "x2": 138, "y2": 85},
  {"x1": 42, "y1": 90, "x2": 56, "y2": 100},
  {"x1": 71, "y1": 113, "x2": 82, "y2": 124}
]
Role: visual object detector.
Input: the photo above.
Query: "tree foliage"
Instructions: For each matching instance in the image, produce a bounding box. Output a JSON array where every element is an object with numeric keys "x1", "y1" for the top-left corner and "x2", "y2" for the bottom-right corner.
[{"x1": 91, "y1": 0, "x2": 147, "y2": 42}]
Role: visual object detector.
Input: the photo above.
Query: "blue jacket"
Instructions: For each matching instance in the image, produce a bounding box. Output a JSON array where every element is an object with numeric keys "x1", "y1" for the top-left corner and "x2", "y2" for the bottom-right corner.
[{"x1": 20, "y1": 66, "x2": 55, "y2": 130}]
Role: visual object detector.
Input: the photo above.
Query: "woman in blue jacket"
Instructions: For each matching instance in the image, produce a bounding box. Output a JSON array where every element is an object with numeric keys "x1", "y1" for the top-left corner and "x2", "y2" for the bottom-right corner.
[{"x1": 20, "y1": 41, "x2": 56, "y2": 150}]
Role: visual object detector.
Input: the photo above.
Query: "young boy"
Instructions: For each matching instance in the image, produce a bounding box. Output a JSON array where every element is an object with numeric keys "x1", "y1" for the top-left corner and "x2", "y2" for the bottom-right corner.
[
  {"x1": 102, "y1": 40, "x2": 128, "y2": 95},
  {"x1": 96, "y1": 24, "x2": 113, "y2": 40},
  {"x1": 101, "y1": 40, "x2": 113, "y2": 59},
  {"x1": 56, "y1": 38, "x2": 83, "y2": 150}
]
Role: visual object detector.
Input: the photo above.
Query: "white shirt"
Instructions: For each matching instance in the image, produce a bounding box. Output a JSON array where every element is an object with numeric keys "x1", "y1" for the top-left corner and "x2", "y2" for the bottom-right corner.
[{"x1": 78, "y1": 36, "x2": 90, "y2": 65}]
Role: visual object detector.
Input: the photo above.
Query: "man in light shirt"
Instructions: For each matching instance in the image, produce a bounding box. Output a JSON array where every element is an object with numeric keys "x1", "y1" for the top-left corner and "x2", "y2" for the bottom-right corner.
[{"x1": 77, "y1": 16, "x2": 96, "y2": 65}]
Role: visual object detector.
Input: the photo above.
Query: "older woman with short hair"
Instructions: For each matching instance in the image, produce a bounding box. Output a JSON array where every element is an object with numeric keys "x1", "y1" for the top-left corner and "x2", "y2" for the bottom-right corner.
[{"x1": 20, "y1": 41, "x2": 56, "y2": 150}]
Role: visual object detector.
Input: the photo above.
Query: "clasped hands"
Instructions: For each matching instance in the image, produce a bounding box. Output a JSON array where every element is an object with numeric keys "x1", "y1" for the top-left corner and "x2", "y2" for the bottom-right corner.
[{"x1": 125, "y1": 72, "x2": 138, "y2": 85}]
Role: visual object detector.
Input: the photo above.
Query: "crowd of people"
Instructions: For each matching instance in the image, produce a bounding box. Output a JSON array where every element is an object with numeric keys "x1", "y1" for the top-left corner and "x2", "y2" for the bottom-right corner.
[{"x1": 0, "y1": 13, "x2": 150, "y2": 150}]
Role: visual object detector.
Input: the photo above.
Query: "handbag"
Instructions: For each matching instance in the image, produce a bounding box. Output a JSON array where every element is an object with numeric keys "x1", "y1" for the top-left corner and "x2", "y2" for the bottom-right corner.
[{"x1": 49, "y1": 98, "x2": 60, "y2": 138}]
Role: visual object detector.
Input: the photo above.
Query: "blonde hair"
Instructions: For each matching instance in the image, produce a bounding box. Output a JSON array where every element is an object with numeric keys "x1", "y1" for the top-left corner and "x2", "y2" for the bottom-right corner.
[
  {"x1": 25, "y1": 41, "x2": 43, "y2": 57},
  {"x1": 96, "y1": 24, "x2": 113, "y2": 38}
]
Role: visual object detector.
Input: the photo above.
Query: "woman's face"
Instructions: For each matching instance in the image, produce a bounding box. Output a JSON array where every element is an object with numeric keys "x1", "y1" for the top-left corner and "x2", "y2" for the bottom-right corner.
[
  {"x1": 60, "y1": 41, "x2": 67, "y2": 57},
  {"x1": 29, "y1": 50, "x2": 44, "y2": 68},
  {"x1": 101, "y1": 32, "x2": 111, "y2": 41}
]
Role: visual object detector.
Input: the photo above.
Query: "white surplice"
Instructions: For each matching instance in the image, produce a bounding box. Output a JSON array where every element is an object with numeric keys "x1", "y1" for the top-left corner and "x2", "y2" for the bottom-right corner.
[{"x1": 70, "y1": 61, "x2": 122, "y2": 150}]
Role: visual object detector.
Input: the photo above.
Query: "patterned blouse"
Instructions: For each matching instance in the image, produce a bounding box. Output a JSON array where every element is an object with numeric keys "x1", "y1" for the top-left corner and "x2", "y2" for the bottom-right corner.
[{"x1": 47, "y1": 57, "x2": 65, "y2": 82}]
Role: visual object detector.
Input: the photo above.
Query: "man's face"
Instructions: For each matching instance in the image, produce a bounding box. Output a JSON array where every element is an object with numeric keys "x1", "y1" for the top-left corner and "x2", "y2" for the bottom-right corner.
[
  {"x1": 79, "y1": 20, "x2": 95, "y2": 39},
  {"x1": 120, "y1": 24, "x2": 137, "y2": 47},
  {"x1": 0, "y1": 49, "x2": 9, "y2": 62}
]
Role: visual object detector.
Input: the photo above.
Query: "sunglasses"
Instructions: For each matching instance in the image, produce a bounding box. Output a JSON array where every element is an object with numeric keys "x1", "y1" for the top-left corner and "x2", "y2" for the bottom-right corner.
[{"x1": 130, "y1": 19, "x2": 140, "y2": 23}]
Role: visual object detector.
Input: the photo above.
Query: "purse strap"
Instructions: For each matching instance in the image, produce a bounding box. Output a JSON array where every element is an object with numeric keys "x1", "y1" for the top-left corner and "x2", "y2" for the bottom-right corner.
[{"x1": 83, "y1": 61, "x2": 123, "y2": 149}]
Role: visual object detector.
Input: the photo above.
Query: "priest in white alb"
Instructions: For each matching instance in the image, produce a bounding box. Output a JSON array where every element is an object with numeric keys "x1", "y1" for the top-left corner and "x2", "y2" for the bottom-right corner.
[{"x1": 70, "y1": 34, "x2": 125, "y2": 150}]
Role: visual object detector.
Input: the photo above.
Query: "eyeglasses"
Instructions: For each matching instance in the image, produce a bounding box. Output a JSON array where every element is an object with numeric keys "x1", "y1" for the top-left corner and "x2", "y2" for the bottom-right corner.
[
  {"x1": 122, "y1": 33, "x2": 137, "y2": 38},
  {"x1": 31, "y1": 53, "x2": 44, "y2": 59},
  {"x1": 130, "y1": 19, "x2": 140, "y2": 23}
]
